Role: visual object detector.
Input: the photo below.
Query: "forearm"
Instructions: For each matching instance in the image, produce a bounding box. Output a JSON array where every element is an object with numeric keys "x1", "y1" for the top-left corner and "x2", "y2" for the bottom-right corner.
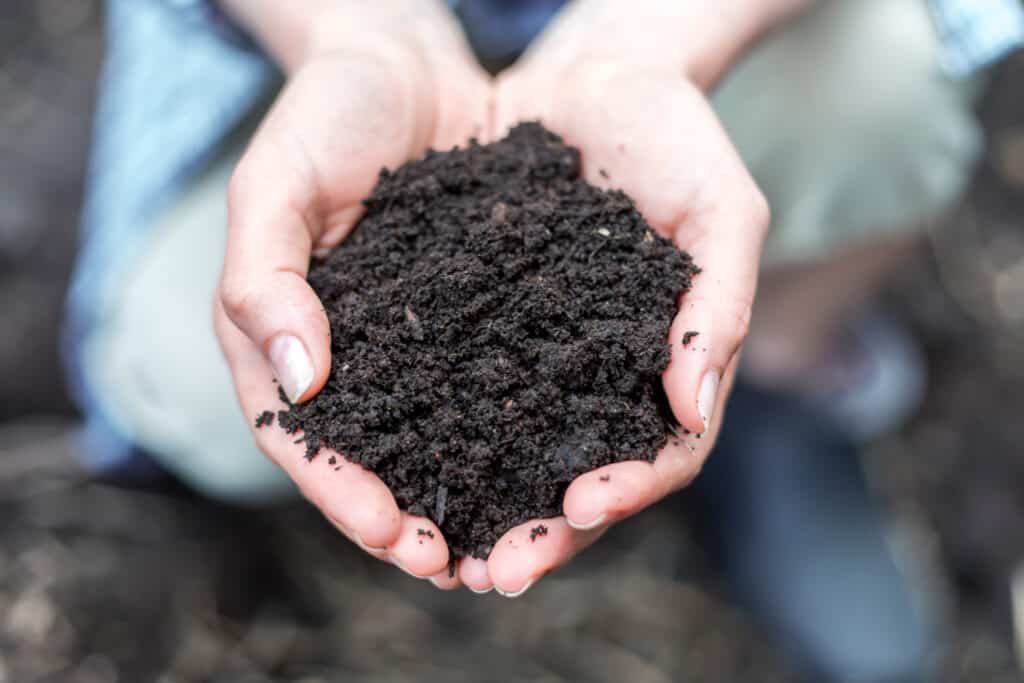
[
  {"x1": 217, "y1": 0, "x2": 468, "y2": 74},
  {"x1": 529, "y1": 0, "x2": 816, "y2": 89},
  {"x1": 674, "y1": 0, "x2": 816, "y2": 87},
  {"x1": 217, "y1": 0, "x2": 334, "y2": 70}
]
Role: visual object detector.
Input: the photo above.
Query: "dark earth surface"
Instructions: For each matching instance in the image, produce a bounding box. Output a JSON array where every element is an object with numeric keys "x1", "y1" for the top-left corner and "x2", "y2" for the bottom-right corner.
[
  {"x1": 272, "y1": 123, "x2": 694, "y2": 559},
  {"x1": 3, "y1": 3, "x2": 1024, "y2": 681}
]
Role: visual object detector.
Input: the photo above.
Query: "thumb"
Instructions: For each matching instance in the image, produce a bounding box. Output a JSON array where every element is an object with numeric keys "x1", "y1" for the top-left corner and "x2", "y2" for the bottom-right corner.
[
  {"x1": 219, "y1": 141, "x2": 332, "y2": 404},
  {"x1": 664, "y1": 162, "x2": 768, "y2": 433}
]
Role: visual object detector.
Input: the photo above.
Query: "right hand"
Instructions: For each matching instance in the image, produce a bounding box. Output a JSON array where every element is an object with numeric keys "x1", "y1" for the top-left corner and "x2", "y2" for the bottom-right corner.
[{"x1": 214, "y1": 0, "x2": 491, "y2": 588}]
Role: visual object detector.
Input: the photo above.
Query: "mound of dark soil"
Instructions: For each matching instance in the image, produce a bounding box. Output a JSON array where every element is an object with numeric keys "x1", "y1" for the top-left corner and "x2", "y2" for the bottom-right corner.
[{"x1": 273, "y1": 123, "x2": 696, "y2": 558}]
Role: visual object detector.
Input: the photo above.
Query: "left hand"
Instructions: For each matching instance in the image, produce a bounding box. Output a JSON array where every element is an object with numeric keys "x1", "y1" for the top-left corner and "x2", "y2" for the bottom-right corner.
[
  {"x1": 214, "y1": 0, "x2": 494, "y2": 588},
  {"x1": 455, "y1": 1, "x2": 774, "y2": 596}
]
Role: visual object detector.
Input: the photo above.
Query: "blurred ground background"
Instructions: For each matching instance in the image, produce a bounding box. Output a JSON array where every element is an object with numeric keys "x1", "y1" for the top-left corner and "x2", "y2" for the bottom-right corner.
[{"x1": 2, "y1": 2, "x2": 1024, "y2": 681}]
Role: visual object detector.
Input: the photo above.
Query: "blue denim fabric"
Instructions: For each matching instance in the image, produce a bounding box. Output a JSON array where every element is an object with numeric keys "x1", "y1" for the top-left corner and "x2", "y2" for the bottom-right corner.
[
  {"x1": 928, "y1": 0, "x2": 1024, "y2": 75},
  {"x1": 66, "y1": 0, "x2": 277, "y2": 468}
]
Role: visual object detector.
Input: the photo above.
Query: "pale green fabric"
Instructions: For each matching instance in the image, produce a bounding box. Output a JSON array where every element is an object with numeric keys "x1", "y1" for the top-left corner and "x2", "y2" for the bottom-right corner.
[
  {"x1": 81, "y1": 129, "x2": 295, "y2": 504},
  {"x1": 714, "y1": 0, "x2": 983, "y2": 266}
]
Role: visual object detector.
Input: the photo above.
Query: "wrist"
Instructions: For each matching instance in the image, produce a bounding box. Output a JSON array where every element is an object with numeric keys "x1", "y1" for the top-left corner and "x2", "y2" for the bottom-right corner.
[
  {"x1": 674, "y1": 0, "x2": 814, "y2": 87},
  {"x1": 535, "y1": 0, "x2": 813, "y2": 90},
  {"x1": 217, "y1": 0, "x2": 330, "y2": 71}
]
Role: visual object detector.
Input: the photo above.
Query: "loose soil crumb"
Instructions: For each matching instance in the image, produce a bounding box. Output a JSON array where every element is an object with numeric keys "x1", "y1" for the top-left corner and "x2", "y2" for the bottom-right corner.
[
  {"x1": 599, "y1": 475, "x2": 611, "y2": 482},
  {"x1": 530, "y1": 525, "x2": 549, "y2": 542},
  {"x1": 682, "y1": 331, "x2": 699, "y2": 347},
  {"x1": 417, "y1": 528, "x2": 435, "y2": 539},
  {"x1": 254, "y1": 411, "x2": 274, "y2": 428},
  {"x1": 272, "y1": 123, "x2": 697, "y2": 558}
]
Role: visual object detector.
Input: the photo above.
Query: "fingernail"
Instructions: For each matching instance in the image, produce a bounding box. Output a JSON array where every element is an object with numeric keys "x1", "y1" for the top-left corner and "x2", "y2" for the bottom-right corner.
[
  {"x1": 469, "y1": 585, "x2": 494, "y2": 595},
  {"x1": 495, "y1": 578, "x2": 535, "y2": 599},
  {"x1": 429, "y1": 577, "x2": 455, "y2": 590},
  {"x1": 351, "y1": 530, "x2": 387, "y2": 554},
  {"x1": 269, "y1": 334, "x2": 314, "y2": 403},
  {"x1": 697, "y1": 369, "x2": 720, "y2": 431},
  {"x1": 567, "y1": 512, "x2": 607, "y2": 531},
  {"x1": 389, "y1": 556, "x2": 430, "y2": 580}
]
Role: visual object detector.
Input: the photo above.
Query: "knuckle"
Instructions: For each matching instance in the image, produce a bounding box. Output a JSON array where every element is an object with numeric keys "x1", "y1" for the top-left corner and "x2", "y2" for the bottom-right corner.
[
  {"x1": 252, "y1": 428, "x2": 274, "y2": 458},
  {"x1": 226, "y1": 161, "x2": 255, "y2": 216},
  {"x1": 211, "y1": 293, "x2": 229, "y2": 345},
  {"x1": 658, "y1": 447, "x2": 706, "y2": 496},
  {"x1": 219, "y1": 276, "x2": 257, "y2": 322},
  {"x1": 731, "y1": 302, "x2": 753, "y2": 347},
  {"x1": 720, "y1": 294, "x2": 753, "y2": 351},
  {"x1": 679, "y1": 453, "x2": 708, "y2": 491},
  {"x1": 748, "y1": 186, "x2": 772, "y2": 237}
]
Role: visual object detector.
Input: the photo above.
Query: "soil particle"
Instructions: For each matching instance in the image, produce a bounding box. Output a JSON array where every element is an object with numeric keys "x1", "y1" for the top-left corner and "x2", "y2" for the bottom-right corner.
[
  {"x1": 254, "y1": 411, "x2": 274, "y2": 428},
  {"x1": 436, "y1": 485, "x2": 449, "y2": 527},
  {"x1": 417, "y1": 528, "x2": 435, "y2": 539},
  {"x1": 682, "y1": 331, "x2": 699, "y2": 347},
  {"x1": 599, "y1": 475, "x2": 610, "y2": 482},
  {"x1": 274, "y1": 123, "x2": 696, "y2": 559},
  {"x1": 530, "y1": 525, "x2": 549, "y2": 542}
]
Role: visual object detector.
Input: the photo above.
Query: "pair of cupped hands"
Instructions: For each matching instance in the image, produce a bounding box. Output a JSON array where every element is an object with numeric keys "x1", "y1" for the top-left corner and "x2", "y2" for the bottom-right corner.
[{"x1": 214, "y1": 0, "x2": 769, "y2": 595}]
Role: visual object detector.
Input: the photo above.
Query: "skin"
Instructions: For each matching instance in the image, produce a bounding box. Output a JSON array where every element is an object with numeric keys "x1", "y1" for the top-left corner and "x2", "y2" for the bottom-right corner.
[{"x1": 216, "y1": 0, "x2": 813, "y2": 594}]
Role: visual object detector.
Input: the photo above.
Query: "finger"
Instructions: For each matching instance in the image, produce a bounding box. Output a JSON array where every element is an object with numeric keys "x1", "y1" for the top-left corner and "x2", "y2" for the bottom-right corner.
[
  {"x1": 562, "y1": 459, "x2": 685, "y2": 531},
  {"x1": 219, "y1": 57, "x2": 429, "y2": 404},
  {"x1": 487, "y1": 518, "x2": 606, "y2": 597},
  {"x1": 325, "y1": 515, "x2": 388, "y2": 561},
  {"x1": 458, "y1": 556, "x2": 494, "y2": 594},
  {"x1": 215, "y1": 297, "x2": 403, "y2": 551},
  {"x1": 663, "y1": 172, "x2": 766, "y2": 432},
  {"x1": 387, "y1": 514, "x2": 450, "y2": 579},
  {"x1": 310, "y1": 448, "x2": 405, "y2": 550},
  {"x1": 220, "y1": 133, "x2": 330, "y2": 404},
  {"x1": 333, "y1": 506, "x2": 459, "y2": 588},
  {"x1": 559, "y1": 361, "x2": 739, "y2": 573}
]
